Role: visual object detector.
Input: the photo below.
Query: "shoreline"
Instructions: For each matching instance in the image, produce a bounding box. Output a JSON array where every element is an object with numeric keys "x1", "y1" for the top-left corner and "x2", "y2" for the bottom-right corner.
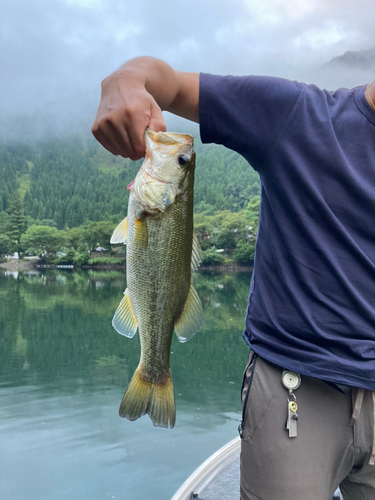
[
  {"x1": 199, "y1": 264, "x2": 253, "y2": 272},
  {"x1": 0, "y1": 259, "x2": 37, "y2": 271},
  {"x1": 0, "y1": 260, "x2": 253, "y2": 273}
]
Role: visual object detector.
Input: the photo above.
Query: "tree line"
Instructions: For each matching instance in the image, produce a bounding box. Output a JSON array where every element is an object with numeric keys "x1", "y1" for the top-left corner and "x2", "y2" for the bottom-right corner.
[{"x1": 0, "y1": 136, "x2": 260, "y2": 266}]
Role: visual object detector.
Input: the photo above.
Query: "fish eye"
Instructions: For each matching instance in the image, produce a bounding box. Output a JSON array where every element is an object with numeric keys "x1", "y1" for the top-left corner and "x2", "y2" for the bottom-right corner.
[{"x1": 178, "y1": 154, "x2": 189, "y2": 166}]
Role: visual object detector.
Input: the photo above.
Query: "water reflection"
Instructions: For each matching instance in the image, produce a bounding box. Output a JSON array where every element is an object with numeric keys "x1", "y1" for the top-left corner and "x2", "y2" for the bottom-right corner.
[{"x1": 0, "y1": 269, "x2": 251, "y2": 500}]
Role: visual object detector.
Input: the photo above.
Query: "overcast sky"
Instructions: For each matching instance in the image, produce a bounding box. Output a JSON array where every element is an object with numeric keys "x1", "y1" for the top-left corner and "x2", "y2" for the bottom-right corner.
[{"x1": 1, "y1": 0, "x2": 374, "y2": 142}]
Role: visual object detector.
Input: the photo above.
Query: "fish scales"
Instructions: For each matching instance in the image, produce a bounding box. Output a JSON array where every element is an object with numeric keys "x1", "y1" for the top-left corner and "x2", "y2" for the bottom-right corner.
[
  {"x1": 128, "y1": 190, "x2": 192, "y2": 380},
  {"x1": 110, "y1": 129, "x2": 204, "y2": 428}
]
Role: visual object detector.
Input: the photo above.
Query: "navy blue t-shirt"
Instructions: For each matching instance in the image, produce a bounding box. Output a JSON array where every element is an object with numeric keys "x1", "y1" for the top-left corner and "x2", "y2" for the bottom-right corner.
[{"x1": 199, "y1": 73, "x2": 375, "y2": 389}]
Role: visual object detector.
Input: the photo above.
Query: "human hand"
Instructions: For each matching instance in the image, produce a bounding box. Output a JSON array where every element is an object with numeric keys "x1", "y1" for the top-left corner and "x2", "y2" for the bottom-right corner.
[{"x1": 91, "y1": 70, "x2": 167, "y2": 161}]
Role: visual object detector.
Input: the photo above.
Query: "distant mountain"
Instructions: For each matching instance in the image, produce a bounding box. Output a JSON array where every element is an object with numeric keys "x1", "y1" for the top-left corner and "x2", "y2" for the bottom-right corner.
[
  {"x1": 0, "y1": 136, "x2": 260, "y2": 229},
  {"x1": 325, "y1": 48, "x2": 375, "y2": 70}
]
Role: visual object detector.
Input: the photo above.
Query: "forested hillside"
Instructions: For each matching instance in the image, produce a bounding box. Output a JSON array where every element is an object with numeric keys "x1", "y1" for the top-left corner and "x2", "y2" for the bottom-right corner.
[
  {"x1": 0, "y1": 143, "x2": 36, "y2": 212},
  {"x1": 325, "y1": 48, "x2": 375, "y2": 70},
  {"x1": 0, "y1": 136, "x2": 260, "y2": 265}
]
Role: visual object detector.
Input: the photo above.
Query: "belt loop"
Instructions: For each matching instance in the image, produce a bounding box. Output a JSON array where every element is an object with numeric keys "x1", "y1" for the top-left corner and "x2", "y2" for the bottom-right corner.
[{"x1": 349, "y1": 387, "x2": 364, "y2": 426}]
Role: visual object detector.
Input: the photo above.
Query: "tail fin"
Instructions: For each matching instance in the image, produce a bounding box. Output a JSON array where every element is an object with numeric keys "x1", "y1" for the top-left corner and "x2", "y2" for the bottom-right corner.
[{"x1": 119, "y1": 365, "x2": 176, "y2": 428}]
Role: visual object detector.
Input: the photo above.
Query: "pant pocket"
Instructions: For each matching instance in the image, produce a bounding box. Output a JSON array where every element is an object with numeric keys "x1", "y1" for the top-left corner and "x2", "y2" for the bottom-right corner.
[
  {"x1": 241, "y1": 349, "x2": 256, "y2": 403},
  {"x1": 241, "y1": 355, "x2": 282, "y2": 442},
  {"x1": 239, "y1": 350, "x2": 257, "y2": 439}
]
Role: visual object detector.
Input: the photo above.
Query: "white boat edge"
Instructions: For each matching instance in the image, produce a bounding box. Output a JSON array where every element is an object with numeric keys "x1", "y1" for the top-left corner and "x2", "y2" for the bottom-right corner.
[{"x1": 170, "y1": 436, "x2": 241, "y2": 500}]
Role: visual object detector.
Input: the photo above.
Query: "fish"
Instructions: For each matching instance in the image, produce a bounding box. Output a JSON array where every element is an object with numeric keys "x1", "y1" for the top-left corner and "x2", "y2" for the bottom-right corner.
[{"x1": 110, "y1": 128, "x2": 204, "y2": 428}]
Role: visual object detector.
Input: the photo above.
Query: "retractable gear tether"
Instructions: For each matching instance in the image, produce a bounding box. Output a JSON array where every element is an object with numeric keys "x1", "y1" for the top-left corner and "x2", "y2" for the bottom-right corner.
[{"x1": 282, "y1": 370, "x2": 301, "y2": 438}]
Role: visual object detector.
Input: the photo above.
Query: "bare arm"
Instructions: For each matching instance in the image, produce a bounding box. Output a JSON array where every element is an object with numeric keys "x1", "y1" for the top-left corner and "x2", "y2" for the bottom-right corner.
[{"x1": 91, "y1": 57, "x2": 199, "y2": 160}]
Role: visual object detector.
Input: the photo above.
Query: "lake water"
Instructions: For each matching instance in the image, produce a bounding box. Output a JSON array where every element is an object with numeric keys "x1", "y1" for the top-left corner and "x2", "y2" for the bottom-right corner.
[{"x1": 0, "y1": 268, "x2": 251, "y2": 500}]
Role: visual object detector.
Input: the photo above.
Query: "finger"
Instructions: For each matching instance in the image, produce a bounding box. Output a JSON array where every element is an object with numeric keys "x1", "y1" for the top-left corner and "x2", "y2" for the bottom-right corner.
[
  {"x1": 105, "y1": 119, "x2": 144, "y2": 161},
  {"x1": 120, "y1": 106, "x2": 156, "y2": 160},
  {"x1": 92, "y1": 129, "x2": 121, "y2": 156},
  {"x1": 123, "y1": 122, "x2": 147, "y2": 160},
  {"x1": 107, "y1": 119, "x2": 136, "y2": 158},
  {"x1": 92, "y1": 119, "x2": 123, "y2": 157},
  {"x1": 148, "y1": 101, "x2": 167, "y2": 133},
  {"x1": 123, "y1": 102, "x2": 167, "y2": 160}
]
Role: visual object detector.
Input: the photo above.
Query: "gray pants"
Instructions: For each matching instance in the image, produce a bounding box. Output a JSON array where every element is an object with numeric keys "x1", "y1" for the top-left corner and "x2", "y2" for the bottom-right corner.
[{"x1": 240, "y1": 351, "x2": 375, "y2": 500}]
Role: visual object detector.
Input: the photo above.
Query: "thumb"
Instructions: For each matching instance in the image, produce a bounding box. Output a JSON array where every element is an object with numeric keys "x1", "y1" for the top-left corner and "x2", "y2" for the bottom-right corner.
[{"x1": 148, "y1": 101, "x2": 167, "y2": 133}]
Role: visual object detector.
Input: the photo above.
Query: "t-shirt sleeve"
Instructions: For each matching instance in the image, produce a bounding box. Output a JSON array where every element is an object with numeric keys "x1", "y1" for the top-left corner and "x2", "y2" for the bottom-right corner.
[{"x1": 199, "y1": 73, "x2": 302, "y2": 170}]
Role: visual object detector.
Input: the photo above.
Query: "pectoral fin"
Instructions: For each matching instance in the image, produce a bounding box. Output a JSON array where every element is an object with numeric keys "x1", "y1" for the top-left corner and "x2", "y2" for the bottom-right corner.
[
  {"x1": 110, "y1": 217, "x2": 128, "y2": 244},
  {"x1": 191, "y1": 233, "x2": 203, "y2": 272},
  {"x1": 112, "y1": 289, "x2": 138, "y2": 338},
  {"x1": 175, "y1": 282, "x2": 205, "y2": 342}
]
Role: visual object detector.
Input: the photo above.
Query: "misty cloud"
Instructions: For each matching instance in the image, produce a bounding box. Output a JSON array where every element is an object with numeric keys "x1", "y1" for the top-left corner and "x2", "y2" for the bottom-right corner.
[{"x1": 1, "y1": 0, "x2": 374, "y2": 142}]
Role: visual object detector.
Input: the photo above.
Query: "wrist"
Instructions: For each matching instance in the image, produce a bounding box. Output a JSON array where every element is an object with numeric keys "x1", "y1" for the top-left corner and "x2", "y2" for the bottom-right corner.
[{"x1": 101, "y1": 66, "x2": 146, "y2": 94}]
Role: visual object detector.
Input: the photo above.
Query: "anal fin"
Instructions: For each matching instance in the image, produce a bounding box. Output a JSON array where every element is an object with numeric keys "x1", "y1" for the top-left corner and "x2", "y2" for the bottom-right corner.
[
  {"x1": 112, "y1": 289, "x2": 138, "y2": 338},
  {"x1": 174, "y1": 282, "x2": 205, "y2": 342}
]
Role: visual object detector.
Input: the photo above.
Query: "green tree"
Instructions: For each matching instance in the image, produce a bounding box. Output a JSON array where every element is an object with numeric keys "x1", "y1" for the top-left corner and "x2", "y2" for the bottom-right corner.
[
  {"x1": 39, "y1": 219, "x2": 57, "y2": 228},
  {"x1": 82, "y1": 221, "x2": 116, "y2": 250},
  {"x1": 194, "y1": 212, "x2": 215, "y2": 250},
  {"x1": 244, "y1": 195, "x2": 260, "y2": 228},
  {"x1": 0, "y1": 234, "x2": 11, "y2": 256},
  {"x1": 6, "y1": 192, "x2": 28, "y2": 258},
  {"x1": 214, "y1": 211, "x2": 247, "y2": 250},
  {"x1": 201, "y1": 246, "x2": 225, "y2": 265},
  {"x1": 0, "y1": 212, "x2": 11, "y2": 255},
  {"x1": 233, "y1": 240, "x2": 255, "y2": 265},
  {"x1": 64, "y1": 226, "x2": 86, "y2": 251},
  {"x1": 21, "y1": 225, "x2": 65, "y2": 257}
]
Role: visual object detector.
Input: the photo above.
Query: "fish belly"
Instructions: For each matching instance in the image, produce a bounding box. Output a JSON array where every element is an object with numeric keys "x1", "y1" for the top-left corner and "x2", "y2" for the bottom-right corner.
[{"x1": 119, "y1": 192, "x2": 193, "y2": 427}]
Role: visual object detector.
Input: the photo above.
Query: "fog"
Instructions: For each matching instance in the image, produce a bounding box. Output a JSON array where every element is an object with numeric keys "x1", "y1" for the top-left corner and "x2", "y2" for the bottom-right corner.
[{"x1": 1, "y1": 0, "x2": 374, "y2": 143}]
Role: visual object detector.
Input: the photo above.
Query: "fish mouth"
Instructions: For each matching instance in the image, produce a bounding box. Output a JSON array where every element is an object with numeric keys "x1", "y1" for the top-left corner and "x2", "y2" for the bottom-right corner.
[
  {"x1": 146, "y1": 128, "x2": 194, "y2": 146},
  {"x1": 145, "y1": 128, "x2": 194, "y2": 157}
]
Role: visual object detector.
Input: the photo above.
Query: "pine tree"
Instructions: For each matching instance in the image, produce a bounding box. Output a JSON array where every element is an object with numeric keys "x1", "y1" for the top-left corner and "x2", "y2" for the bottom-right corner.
[
  {"x1": 6, "y1": 192, "x2": 28, "y2": 258},
  {"x1": 0, "y1": 211, "x2": 11, "y2": 255}
]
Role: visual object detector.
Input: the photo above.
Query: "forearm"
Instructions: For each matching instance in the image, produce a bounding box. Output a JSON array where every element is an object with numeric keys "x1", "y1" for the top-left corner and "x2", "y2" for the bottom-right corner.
[
  {"x1": 116, "y1": 57, "x2": 199, "y2": 121},
  {"x1": 107, "y1": 57, "x2": 179, "y2": 110},
  {"x1": 92, "y1": 57, "x2": 199, "y2": 159}
]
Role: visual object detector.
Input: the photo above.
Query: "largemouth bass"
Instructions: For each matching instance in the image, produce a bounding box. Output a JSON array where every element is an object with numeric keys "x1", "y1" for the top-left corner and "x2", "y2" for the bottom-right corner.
[{"x1": 110, "y1": 129, "x2": 204, "y2": 428}]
